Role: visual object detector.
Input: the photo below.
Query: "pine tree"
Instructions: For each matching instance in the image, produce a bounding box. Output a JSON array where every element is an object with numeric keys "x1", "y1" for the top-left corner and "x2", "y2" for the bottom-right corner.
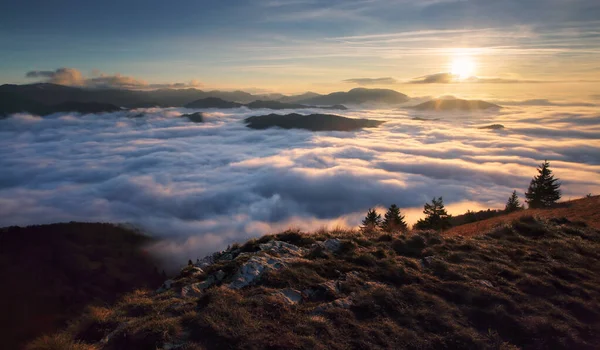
[
  {"x1": 381, "y1": 204, "x2": 408, "y2": 232},
  {"x1": 413, "y1": 197, "x2": 452, "y2": 231},
  {"x1": 505, "y1": 190, "x2": 523, "y2": 213},
  {"x1": 361, "y1": 208, "x2": 381, "y2": 231},
  {"x1": 525, "y1": 160, "x2": 561, "y2": 208}
]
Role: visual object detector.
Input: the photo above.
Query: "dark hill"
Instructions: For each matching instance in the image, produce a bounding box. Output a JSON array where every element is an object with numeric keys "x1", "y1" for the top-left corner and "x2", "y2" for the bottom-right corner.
[
  {"x1": 244, "y1": 113, "x2": 384, "y2": 131},
  {"x1": 180, "y1": 112, "x2": 205, "y2": 123},
  {"x1": 184, "y1": 98, "x2": 347, "y2": 111},
  {"x1": 0, "y1": 222, "x2": 164, "y2": 350},
  {"x1": 50, "y1": 101, "x2": 121, "y2": 114},
  {"x1": 277, "y1": 91, "x2": 322, "y2": 103},
  {"x1": 412, "y1": 99, "x2": 501, "y2": 111},
  {"x1": 35, "y1": 209, "x2": 600, "y2": 349},
  {"x1": 246, "y1": 100, "x2": 309, "y2": 110},
  {"x1": 0, "y1": 91, "x2": 121, "y2": 117},
  {"x1": 298, "y1": 88, "x2": 409, "y2": 105},
  {"x1": 184, "y1": 97, "x2": 243, "y2": 109}
]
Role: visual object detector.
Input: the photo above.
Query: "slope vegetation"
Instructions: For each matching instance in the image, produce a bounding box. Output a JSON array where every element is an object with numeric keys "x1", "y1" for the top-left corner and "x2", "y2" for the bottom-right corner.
[
  {"x1": 447, "y1": 195, "x2": 600, "y2": 237},
  {"x1": 32, "y1": 214, "x2": 600, "y2": 350}
]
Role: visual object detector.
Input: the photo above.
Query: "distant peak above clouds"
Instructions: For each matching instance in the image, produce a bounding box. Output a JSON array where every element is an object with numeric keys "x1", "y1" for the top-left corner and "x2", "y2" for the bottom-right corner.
[
  {"x1": 25, "y1": 67, "x2": 203, "y2": 90},
  {"x1": 343, "y1": 77, "x2": 399, "y2": 86}
]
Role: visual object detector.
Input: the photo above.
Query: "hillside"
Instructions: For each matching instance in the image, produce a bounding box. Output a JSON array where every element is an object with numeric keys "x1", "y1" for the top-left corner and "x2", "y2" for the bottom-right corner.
[
  {"x1": 244, "y1": 113, "x2": 384, "y2": 131},
  {"x1": 446, "y1": 195, "x2": 600, "y2": 237},
  {"x1": 28, "y1": 206, "x2": 600, "y2": 349},
  {"x1": 0, "y1": 223, "x2": 165, "y2": 350}
]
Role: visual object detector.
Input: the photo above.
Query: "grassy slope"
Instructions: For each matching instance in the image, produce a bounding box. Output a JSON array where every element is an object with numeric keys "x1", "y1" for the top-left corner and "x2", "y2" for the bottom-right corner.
[
  {"x1": 29, "y1": 208, "x2": 600, "y2": 350},
  {"x1": 0, "y1": 222, "x2": 165, "y2": 350},
  {"x1": 446, "y1": 195, "x2": 600, "y2": 237}
]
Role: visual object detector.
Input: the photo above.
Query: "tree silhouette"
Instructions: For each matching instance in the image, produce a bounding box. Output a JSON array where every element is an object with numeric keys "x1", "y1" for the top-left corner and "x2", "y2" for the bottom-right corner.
[
  {"x1": 361, "y1": 208, "x2": 381, "y2": 231},
  {"x1": 505, "y1": 190, "x2": 523, "y2": 213},
  {"x1": 413, "y1": 197, "x2": 452, "y2": 231},
  {"x1": 381, "y1": 204, "x2": 408, "y2": 232},
  {"x1": 525, "y1": 160, "x2": 561, "y2": 208}
]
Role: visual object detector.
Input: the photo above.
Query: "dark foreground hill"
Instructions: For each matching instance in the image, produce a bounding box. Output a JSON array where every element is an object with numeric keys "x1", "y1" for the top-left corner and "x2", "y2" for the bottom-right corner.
[
  {"x1": 29, "y1": 211, "x2": 600, "y2": 350},
  {"x1": 244, "y1": 113, "x2": 384, "y2": 131},
  {"x1": 411, "y1": 99, "x2": 501, "y2": 111},
  {"x1": 0, "y1": 223, "x2": 164, "y2": 350}
]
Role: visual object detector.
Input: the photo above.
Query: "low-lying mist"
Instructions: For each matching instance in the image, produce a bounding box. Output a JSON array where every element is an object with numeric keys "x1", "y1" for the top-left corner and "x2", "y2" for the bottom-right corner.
[{"x1": 1, "y1": 104, "x2": 599, "y2": 268}]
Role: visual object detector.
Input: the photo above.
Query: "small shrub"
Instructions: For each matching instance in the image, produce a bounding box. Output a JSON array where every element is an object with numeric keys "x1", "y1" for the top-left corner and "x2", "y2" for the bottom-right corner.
[
  {"x1": 392, "y1": 235, "x2": 427, "y2": 257},
  {"x1": 276, "y1": 230, "x2": 315, "y2": 247}
]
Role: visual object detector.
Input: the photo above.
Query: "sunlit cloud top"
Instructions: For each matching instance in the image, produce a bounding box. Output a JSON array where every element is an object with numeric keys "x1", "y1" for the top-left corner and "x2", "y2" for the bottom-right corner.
[{"x1": 1, "y1": 0, "x2": 599, "y2": 92}]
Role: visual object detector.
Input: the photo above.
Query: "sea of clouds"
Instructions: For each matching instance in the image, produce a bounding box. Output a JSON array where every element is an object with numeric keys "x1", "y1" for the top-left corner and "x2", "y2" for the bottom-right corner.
[{"x1": 1, "y1": 104, "x2": 599, "y2": 266}]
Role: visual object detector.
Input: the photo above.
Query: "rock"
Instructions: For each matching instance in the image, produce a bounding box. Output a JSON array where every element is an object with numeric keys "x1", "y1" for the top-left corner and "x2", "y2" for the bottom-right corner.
[
  {"x1": 215, "y1": 270, "x2": 226, "y2": 281},
  {"x1": 181, "y1": 270, "x2": 227, "y2": 297},
  {"x1": 272, "y1": 288, "x2": 303, "y2": 305},
  {"x1": 320, "y1": 280, "x2": 341, "y2": 295},
  {"x1": 323, "y1": 239, "x2": 342, "y2": 252},
  {"x1": 180, "y1": 283, "x2": 204, "y2": 298},
  {"x1": 259, "y1": 240, "x2": 308, "y2": 257},
  {"x1": 195, "y1": 254, "x2": 216, "y2": 269},
  {"x1": 312, "y1": 297, "x2": 354, "y2": 314},
  {"x1": 421, "y1": 256, "x2": 435, "y2": 268},
  {"x1": 157, "y1": 279, "x2": 175, "y2": 293},
  {"x1": 228, "y1": 255, "x2": 286, "y2": 289},
  {"x1": 344, "y1": 271, "x2": 361, "y2": 281},
  {"x1": 220, "y1": 253, "x2": 234, "y2": 261},
  {"x1": 477, "y1": 279, "x2": 494, "y2": 288}
]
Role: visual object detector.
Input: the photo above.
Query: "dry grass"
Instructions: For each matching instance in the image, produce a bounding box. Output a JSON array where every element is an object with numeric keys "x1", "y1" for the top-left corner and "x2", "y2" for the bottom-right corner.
[
  {"x1": 445, "y1": 195, "x2": 600, "y2": 237},
  {"x1": 26, "y1": 203, "x2": 600, "y2": 349}
]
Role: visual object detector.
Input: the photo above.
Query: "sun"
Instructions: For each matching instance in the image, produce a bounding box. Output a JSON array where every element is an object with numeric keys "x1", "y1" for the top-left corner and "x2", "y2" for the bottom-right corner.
[{"x1": 450, "y1": 56, "x2": 476, "y2": 79}]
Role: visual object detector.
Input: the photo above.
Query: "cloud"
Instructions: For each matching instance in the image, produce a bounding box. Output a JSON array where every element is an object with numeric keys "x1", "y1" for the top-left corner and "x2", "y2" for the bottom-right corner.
[
  {"x1": 494, "y1": 99, "x2": 597, "y2": 107},
  {"x1": 409, "y1": 73, "x2": 457, "y2": 84},
  {"x1": 26, "y1": 68, "x2": 85, "y2": 86},
  {"x1": 0, "y1": 104, "x2": 599, "y2": 269},
  {"x1": 343, "y1": 77, "x2": 399, "y2": 86},
  {"x1": 407, "y1": 72, "x2": 545, "y2": 84},
  {"x1": 25, "y1": 67, "x2": 202, "y2": 90}
]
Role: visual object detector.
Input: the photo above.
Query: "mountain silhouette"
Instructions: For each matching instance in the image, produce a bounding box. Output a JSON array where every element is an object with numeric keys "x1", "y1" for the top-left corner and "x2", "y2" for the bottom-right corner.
[
  {"x1": 297, "y1": 88, "x2": 409, "y2": 105},
  {"x1": 184, "y1": 98, "x2": 347, "y2": 110},
  {"x1": 411, "y1": 99, "x2": 501, "y2": 111}
]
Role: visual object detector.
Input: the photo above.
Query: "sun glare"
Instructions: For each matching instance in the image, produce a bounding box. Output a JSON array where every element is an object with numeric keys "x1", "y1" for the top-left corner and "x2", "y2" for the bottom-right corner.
[{"x1": 450, "y1": 56, "x2": 476, "y2": 79}]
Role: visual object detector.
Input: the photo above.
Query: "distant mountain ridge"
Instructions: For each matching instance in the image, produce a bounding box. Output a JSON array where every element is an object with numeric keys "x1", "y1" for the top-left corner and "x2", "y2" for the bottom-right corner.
[
  {"x1": 0, "y1": 84, "x2": 412, "y2": 116},
  {"x1": 185, "y1": 97, "x2": 347, "y2": 110},
  {"x1": 297, "y1": 88, "x2": 409, "y2": 105}
]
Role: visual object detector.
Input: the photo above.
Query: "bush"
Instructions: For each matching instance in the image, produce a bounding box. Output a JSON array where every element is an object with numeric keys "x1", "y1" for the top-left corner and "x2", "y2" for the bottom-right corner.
[{"x1": 392, "y1": 235, "x2": 427, "y2": 257}]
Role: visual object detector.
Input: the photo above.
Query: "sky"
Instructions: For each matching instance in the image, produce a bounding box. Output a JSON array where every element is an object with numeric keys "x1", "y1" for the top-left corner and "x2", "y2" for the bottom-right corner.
[{"x1": 2, "y1": 0, "x2": 600, "y2": 93}]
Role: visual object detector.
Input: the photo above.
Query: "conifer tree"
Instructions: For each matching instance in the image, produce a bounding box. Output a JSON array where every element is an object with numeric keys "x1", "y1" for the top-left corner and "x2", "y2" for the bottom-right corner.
[
  {"x1": 505, "y1": 190, "x2": 523, "y2": 213},
  {"x1": 361, "y1": 208, "x2": 381, "y2": 231},
  {"x1": 381, "y1": 204, "x2": 408, "y2": 232},
  {"x1": 413, "y1": 197, "x2": 452, "y2": 231},
  {"x1": 525, "y1": 160, "x2": 561, "y2": 208}
]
